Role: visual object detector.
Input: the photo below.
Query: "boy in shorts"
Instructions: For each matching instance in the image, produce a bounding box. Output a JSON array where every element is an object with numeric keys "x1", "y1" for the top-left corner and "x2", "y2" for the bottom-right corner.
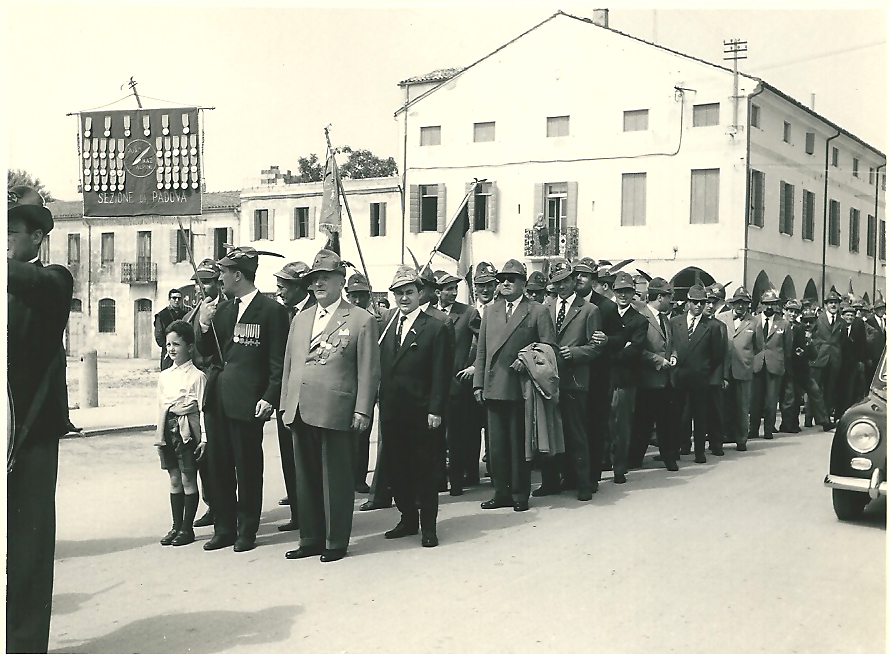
[{"x1": 157, "y1": 320, "x2": 207, "y2": 546}]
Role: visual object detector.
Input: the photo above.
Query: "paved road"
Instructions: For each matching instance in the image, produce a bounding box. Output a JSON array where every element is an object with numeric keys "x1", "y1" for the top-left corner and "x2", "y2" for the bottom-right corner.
[{"x1": 49, "y1": 425, "x2": 884, "y2": 654}]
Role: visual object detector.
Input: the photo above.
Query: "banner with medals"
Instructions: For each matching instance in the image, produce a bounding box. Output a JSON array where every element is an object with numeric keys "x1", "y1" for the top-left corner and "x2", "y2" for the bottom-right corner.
[{"x1": 79, "y1": 107, "x2": 202, "y2": 217}]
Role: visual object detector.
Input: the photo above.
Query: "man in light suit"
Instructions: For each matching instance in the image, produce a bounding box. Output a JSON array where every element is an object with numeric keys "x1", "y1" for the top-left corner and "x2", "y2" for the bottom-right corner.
[
  {"x1": 631, "y1": 277, "x2": 679, "y2": 470},
  {"x1": 379, "y1": 267, "x2": 451, "y2": 547},
  {"x1": 748, "y1": 290, "x2": 792, "y2": 441},
  {"x1": 281, "y1": 249, "x2": 380, "y2": 563},
  {"x1": 473, "y1": 259, "x2": 556, "y2": 511},
  {"x1": 718, "y1": 287, "x2": 757, "y2": 450},
  {"x1": 533, "y1": 259, "x2": 602, "y2": 499},
  {"x1": 811, "y1": 288, "x2": 846, "y2": 423}
]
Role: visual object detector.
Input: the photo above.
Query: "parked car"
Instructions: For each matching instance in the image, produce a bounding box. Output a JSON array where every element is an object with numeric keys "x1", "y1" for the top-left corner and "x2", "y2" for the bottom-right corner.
[{"x1": 824, "y1": 349, "x2": 887, "y2": 520}]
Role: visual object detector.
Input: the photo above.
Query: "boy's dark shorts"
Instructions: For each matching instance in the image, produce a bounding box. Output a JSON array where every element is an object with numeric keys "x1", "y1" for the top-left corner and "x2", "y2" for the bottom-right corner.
[{"x1": 157, "y1": 414, "x2": 198, "y2": 473}]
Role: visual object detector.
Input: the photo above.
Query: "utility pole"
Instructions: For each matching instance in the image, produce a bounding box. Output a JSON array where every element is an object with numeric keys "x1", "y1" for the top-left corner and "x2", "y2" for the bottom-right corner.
[
  {"x1": 723, "y1": 39, "x2": 747, "y2": 131},
  {"x1": 127, "y1": 76, "x2": 142, "y2": 108}
]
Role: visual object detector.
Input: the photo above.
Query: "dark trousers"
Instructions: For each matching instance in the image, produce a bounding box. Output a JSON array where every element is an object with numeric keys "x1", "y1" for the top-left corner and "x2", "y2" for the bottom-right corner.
[
  {"x1": 609, "y1": 386, "x2": 636, "y2": 476},
  {"x1": 812, "y1": 360, "x2": 840, "y2": 420},
  {"x1": 382, "y1": 411, "x2": 439, "y2": 531},
  {"x1": 210, "y1": 402, "x2": 265, "y2": 540},
  {"x1": 540, "y1": 390, "x2": 592, "y2": 492},
  {"x1": 749, "y1": 369, "x2": 781, "y2": 439},
  {"x1": 7, "y1": 435, "x2": 59, "y2": 654},
  {"x1": 673, "y1": 384, "x2": 708, "y2": 455},
  {"x1": 197, "y1": 407, "x2": 219, "y2": 510},
  {"x1": 368, "y1": 420, "x2": 393, "y2": 506},
  {"x1": 631, "y1": 385, "x2": 675, "y2": 464},
  {"x1": 487, "y1": 400, "x2": 530, "y2": 502},
  {"x1": 707, "y1": 385, "x2": 724, "y2": 452},
  {"x1": 276, "y1": 410, "x2": 298, "y2": 523},
  {"x1": 291, "y1": 411, "x2": 356, "y2": 551},
  {"x1": 836, "y1": 363, "x2": 865, "y2": 417},
  {"x1": 724, "y1": 378, "x2": 752, "y2": 446},
  {"x1": 447, "y1": 390, "x2": 474, "y2": 490},
  {"x1": 779, "y1": 373, "x2": 799, "y2": 428},
  {"x1": 785, "y1": 371, "x2": 829, "y2": 427},
  {"x1": 586, "y1": 372, "x2": 612, "y2": 482}
]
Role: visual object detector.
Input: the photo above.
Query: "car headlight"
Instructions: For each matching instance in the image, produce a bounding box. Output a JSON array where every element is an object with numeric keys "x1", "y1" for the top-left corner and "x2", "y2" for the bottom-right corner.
[{"x1": 846, "y1": 419, "x2": 881, "y2": 454}]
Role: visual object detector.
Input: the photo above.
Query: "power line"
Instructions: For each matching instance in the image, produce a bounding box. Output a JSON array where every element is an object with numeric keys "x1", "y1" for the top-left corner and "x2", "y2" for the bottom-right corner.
[{"x1": 750, "y1": 40, "x2": 885, "y2": 73}]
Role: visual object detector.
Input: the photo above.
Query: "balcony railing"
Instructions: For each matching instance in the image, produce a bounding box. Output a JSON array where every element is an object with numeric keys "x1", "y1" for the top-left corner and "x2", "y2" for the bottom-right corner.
[
  {"x1": 524, "y1": 226, "x2": 579, "y2": 259},
  {"x1": 121, "y1": 261, "x2": 158, "y2": 283}
]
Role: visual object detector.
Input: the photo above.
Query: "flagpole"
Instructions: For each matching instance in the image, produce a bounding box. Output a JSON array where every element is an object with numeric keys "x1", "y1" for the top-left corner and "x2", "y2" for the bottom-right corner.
[{"x1": 425, "y1": 178, "x2": 484, "y2": 268}]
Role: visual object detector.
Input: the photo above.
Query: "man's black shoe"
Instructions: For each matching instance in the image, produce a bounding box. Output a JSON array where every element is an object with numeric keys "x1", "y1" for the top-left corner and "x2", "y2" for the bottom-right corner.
[
  {"x1": 355, "y1": 482, "x2": 371, "y2": 494},
  {"x1": 203, "y1": 534, "x2": 236, "y2": 551},
  {"x1": 614, "y1": 473, "x2": 627, "y2": 484},
  {"x1": 531, "y1": 485, "x2": 561, "y2": 497},
  {"x1": 359, "y1": 500, "x2": 392, "y2": 511},
  {"x1": 421, "y1": 533, "x2": 439, "y2": 548},
  {"x1": 277, "y1": 521, "x2": 299, "y2": 532},
  {"x1": 384, "y1": 522, "x2": 419, "y2": 539},
  {"x1": 665, "y1": 460, "x2": 679, "y2": 471},
  {"x1": 321, "y1": 548, "x2": 347, "y2": 562},
  {"x1": 285, "y1": 545, "x2": 323, "y2": 560},
  {"x1": 513, "y1": 500, "x2": 530, "y2": 512},
  {"x1": 193, "y1": 509, "x2": 215, "y2": 528},
  {"x1": 233, "y1": 537, "x2": 255, "y2": 553},
  {"x1": 480, "y1": 497, "x2": 513, "y2": 509}
]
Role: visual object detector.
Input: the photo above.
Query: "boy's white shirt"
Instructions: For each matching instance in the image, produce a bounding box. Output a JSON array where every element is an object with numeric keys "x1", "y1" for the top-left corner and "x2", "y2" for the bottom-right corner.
[{"x1": 157, "y1": 359, "x2": 207, "y2": 444}]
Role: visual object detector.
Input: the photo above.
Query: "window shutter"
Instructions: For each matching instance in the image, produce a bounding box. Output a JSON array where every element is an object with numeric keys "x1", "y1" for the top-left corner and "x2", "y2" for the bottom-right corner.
[
  {"x1": 779, "y1": 182, "x2": 786, "y2": 233},
  {"x1": 309, "y1": 207, "x2": 316, "y2": 240},
  {"x1": 290, "y1": 208, "x2": 297, "y2": 240},
  {"x1": 268, "y1": 208, "x2": 275, "y2": 241},
  {"x1": 379, "y1": 203, "x2": 387, "y2": 237},
  {"x1": 533, "y1": 183, "x2": 544, "y2": 226},
  {"x1": 170, "y1": 229, "x2": 178, "y2": 263},
  {"x1": 437, "y1": 184, "x2": 447, "y2": 232},
  {"x1": 249, "y1": 211, "x2": 256, "y2": 241},
  {"x1": 409, "y1": 185, "x2": 420, "y2": 233},
  {"x1": 226, "y1": 227, "x2": 234, "y2": 247},
  {"x1": 489, "y1": 181, "x2": 499, "y2": 233},
  {"x1": 466, "y1": 182, "x2": 476, "y2": 231},
  {"x1": 566, "y1": 181, "x2": 579, "y2": 228}
]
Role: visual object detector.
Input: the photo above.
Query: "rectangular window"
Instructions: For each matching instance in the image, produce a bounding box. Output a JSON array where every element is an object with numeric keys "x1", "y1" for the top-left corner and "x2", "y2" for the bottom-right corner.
[
  {"x1": 852, "y1": 158, "x2": 860, "y2": 178},
  {"x1": 546, "y1": 116, "x2": 570, "y2": 138},
  {"x1": 175, "y1": 229, "x2": 193, "y2": 263},
  {"x1": 783, "y1": 121, "x2": 792, "y2": 144},
  {"x1": 805, "y1": 132, "x2": 815, "y2": 155},
  {"x1": 292, "y1": 207, "x2": 309, "y2": 239},
  {"x1": 420, "y1": 184, "x2": 439, "y2": 232},
  {"x1": 779, "y1": 181, "x2": 794, "y2": 235},
  {"x1": 254, "y1": 209, "x2": 269, "y2": 240},
  {"x1": 98, "y1": 299, "x2": 116, "y2": 333},
  {"x1": 869, "y1": 167, "x2": 876, "y2": 185},
  {"x1": 749, "y1": 169, "x2": 765, "y2": 227},
  {"x1": 621, "y1": 173, "x2": 647, "y2": 226},
  {"x1": 692, "y1": 103, "x2": 720, "y2": 127},
  {"x1": 623, "y1": 109, "x2": 649, "y2": 132},
  {"x1": 849, "y1": 208, "x2": 861, "y2": 253},
  {"x1": 545, "y1": 183, "x2": 568, "y2": 231},
  {"x1": 370, "y1": 202, "x2": 386, "y2": 237},
  {"x1": 831, "y1": 147, "x2": 839, "y2": 167},
  {"x1": 802, "y1": 190, "x2": 816, "y2": 241},
  {"x1": 828, "y1": 200, "x2": 841, "y2": 246},
  {"x1": 881, "y1": 220, "x2": 886, "y2": 261},
  {"x1": 867, "y1": 214, "x2": 877, "y2": 257},
  {"x1": 690, "y1": 169, "x2": 720, "y2": 224},
  {"x1": 100, "y1": 232, "x2": 114, "y2": 264},
  {"x1": 473, "y1": 183, "x2": 492, "y2": 231},
  {"x1": 750, "y1": 104, "x2": 761, "y2": 129},
  {"x1": 67, "y1": 233, "x2": 81, "y2": 265},
  {"x1": 420, "y1": 126, "x2": 441, "y2": 146},
  {"x1": 473, "y1": 122, "x2": 495, "y2": 143}
]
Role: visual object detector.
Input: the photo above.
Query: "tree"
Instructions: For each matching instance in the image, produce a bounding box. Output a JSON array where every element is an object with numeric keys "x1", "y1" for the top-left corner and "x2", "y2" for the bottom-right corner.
[
  {"x1": 8, "y1": 169, "x2": 55, "y2": 202},
  {"x1": 292, "y1": 147, "x2": 398, "y2": 183},
  {"x1": 295, "y1": 153, "x2": 323, "y2": 183}
]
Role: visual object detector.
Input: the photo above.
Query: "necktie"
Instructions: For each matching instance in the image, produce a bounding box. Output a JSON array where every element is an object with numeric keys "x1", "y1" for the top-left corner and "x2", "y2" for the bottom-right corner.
[
  {"x1": 394, "y1": 315, "x2": 407, "y2": 352},
  {"x1": 230, "y1": 297, "x2": 241, "y2": 332},
  {"x1": 506, "y1": 302, "x2": 513, "y2": 322},
  {"x1": 689, "y1": 316, "x2": 697, "y2": 334},
  {"x1": 312, "y1": 307, "x2": 327, "y2": 339},
  {"x1": 556, "y1": 300, "x2": 567, "y2": 332},
  {"x1": 829, "y1": 314, "x2": 834, "y2": 327},
  {"x1": 659, "y1": 312, "x2": 668, "y2": 336},
  {"x1": 764, "y1": 316, "x2": 770, "y2": 337}
]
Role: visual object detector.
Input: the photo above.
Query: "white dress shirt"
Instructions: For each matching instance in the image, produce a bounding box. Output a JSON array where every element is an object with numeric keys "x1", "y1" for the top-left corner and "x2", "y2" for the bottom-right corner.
[
  {"x1": 292, "y1": 294, "x2": 311, "y2": 315},
  {"x1": 617, "y1": 304, "x2": 630, "y2": 318},
  {"x1": 396, "y1": 306, "x2": 423, "y2": 345},
  {"x1": 157, "y1": 359, "x2": 207, "y2": 443},
  {"x1": 312, "y1": 297, "x2": 342, "y2": 338},
  {"x1": 476, "y1": 300, "x2": 488, "y2": 317},
  {"x1": 687, "y1": 313, "x2": 699, "y2": 333},
  {"x1": 235, "y1": 288, "x2": 259, "y2": 323},
  {"x1": 556, "y1": 293, "x2": 576, "y2": 321}
]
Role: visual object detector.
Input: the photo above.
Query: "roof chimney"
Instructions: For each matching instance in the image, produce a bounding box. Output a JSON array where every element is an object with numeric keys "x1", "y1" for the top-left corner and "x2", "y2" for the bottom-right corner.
[
  {"x1": 592, "y1": 8, "x2": 609, "y2": 28},
  {"x1": 810, "y1": 93, "x2": 816, "y2": 110}
]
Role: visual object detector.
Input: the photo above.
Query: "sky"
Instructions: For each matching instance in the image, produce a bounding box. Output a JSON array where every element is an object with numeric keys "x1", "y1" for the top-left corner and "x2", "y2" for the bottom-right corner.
[{"x1": 5, "y1": 4, "x2": 887, "y2": 201}]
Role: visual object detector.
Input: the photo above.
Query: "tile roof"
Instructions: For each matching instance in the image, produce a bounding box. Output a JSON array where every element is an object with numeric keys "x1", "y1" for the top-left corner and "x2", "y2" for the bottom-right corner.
[{"x1": 397, "y1": 68, "x2": 463, "y2": 87}]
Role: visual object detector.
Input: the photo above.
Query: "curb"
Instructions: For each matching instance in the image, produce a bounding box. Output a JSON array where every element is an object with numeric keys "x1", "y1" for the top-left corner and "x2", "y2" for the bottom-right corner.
[{"x1": 62, "y1": 424, "x2": 156, "y2": 439}]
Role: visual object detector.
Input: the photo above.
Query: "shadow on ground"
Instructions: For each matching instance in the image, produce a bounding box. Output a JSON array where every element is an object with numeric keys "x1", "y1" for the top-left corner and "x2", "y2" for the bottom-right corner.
[
  {"x1": 53, "y1": 605, "x2": 302, "y2": 654},
  {"x1": 56, "y1": 536, "x2": 159, "y2": 559}
]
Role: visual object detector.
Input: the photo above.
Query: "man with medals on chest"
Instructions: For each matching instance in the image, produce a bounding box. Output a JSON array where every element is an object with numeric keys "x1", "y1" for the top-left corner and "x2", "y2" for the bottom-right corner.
[
  {"x1": 7, "y1": 187, "x2": 74, "y2": 653},
  {"x1": 748, "y1": 289, "x2": 792, "y2": 442},
  {"x1": 272, "y1": 261, "x2": 314, "y2": 531},
  {"x1": 281, "y1": 249, "x2": 381, "y2": 563},
  {"x1": 196, "y1": 246, "x2": 289, "y2": 553}
]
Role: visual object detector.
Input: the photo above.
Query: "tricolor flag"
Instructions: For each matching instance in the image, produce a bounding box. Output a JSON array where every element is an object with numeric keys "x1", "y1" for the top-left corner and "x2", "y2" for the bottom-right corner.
[
  {"x1": 319, "y1": 152, "x2": 341, "y2": 254},
  {"x1": 431, "y1": 179, "x2": 484, "y2": 281}
]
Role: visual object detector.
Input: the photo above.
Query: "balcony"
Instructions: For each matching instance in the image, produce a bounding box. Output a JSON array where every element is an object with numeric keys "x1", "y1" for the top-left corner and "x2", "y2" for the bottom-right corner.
[
  {"x1": 121, "y1": 261, "x2": 158, "y2": 284},
  {"x1": 524, "y1": 226, "x2": 579, "y2": 260}
]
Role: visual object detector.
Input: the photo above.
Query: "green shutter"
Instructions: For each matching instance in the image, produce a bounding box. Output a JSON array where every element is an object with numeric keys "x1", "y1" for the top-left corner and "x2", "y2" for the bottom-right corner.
[
  {"x1": 566, "y1": 181, "x2": 578, "y2": 228},
  {"x1": 533, "y1": 183, "x2": 544, "y2": 227},
  {"x1": 290, "y1": 208, "x2": 297, "y2": 240},
  {"x1": 466, "y1": 182, "x2": 476, "y2": 231},
  {"x1": 489, "y1": 181, "x2": 498, "y2": 233},
  {"x1": 409, "y1": 185, "x2": 420, "y2": 233},
  {"x1": 170, "y1": 228, "x2": 178, "y2": 263},
  {"x1": 268, "y1": 208, "x2": 275, "y2": 241},
  {"x1": 379, "y1": 203, "x2": 387, "y2": 237},
  {"x1": 249, "y1": 211, "x2": 256, "y2": 241},
  {"x1": 437, "y1": 184, "x2": 447, "y2": 232},
  {"x1": 309, "y1": 207, "x2": 316, "y2": 240},
  {"x1": 779, "y1": 182, "x2": 786, "y2": 233}
]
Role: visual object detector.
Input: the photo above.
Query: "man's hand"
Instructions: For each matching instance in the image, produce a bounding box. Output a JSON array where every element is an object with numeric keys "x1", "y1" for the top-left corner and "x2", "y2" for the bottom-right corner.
[
  {"x1": 559, "y1": 346, "x2": 573, "y2": 360},
  {"x1": 352, "y1": 413, "x2": 370, "y2": 432},
  {"x1": 198, "y1": 297, "x2": 218, "y2": 328},
  {"x1": 195, "y1": 441, "x2": 207, "y2": 462},
  {"x1": 510, "y1": 359, "x2": 527, "y2": 373},
  {"x1": 456, "y1": 365, "x2": 475, "y2": 381},
  {"x1": 473, "y1": 389, "x2": 484, "y2": 405},
  {"x1": 428, "y1": 414, "x2": 442, "y2": 430},
  {"x1": 591, "y1": 331, "x2": 607, "y2": 347},
  {"x1": 254, "y1": 399, "x2": 274, "y2": 420}
]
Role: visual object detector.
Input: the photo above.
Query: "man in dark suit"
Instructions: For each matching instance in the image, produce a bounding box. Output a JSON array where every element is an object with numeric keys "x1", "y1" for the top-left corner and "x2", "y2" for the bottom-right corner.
[
  {"x1": 864, "y1": 294, "x2": 886, "y2": 384},
  {"x1": 196, "y1": 247, "x2": 290, "y2": 553},
  {"x1": 811, "y1": 288, "x2": 846, "y2": 422},
  {"x1": 272, "y1": 261, "x2": 313, "y2": 530},
  {"x1": 778, "y1": 299, "x2": 804, "y2": 433},
  {"x1": 836, "y1": 302, "x2": 869, "y2": 416},
  {"x1": 473, "y1": 259, "x2": 556, "y2": 511},
  {"x1": 379, "y1": 267, "x2": 451, "y2": 547},
  {"x1": 631, "y1": 277, "x2": 679, "y2": 470},
  {"x1": 786, "y1": 306, "x2": 832, "y2": 430},
  {"x1": 533, "y1": 259, "x2": 601, "y2": 499},
  {"x1": 609, "y1": 272, "x2": 649, "y2": 483},
  {"x1": 670, "y1": 284, "x2": 722, "y2": 464},
  {"x1": 434, "y1": 270, "x2": 479, "y2": 495},
  {"x1": 524, "y1": 271, "x2": 547, "y2": 304},
  {"x1": 748, "y1": 290, "x2": 792, "y2": 441},
  {"x1": 7, "y1": 187, "x2": 74, "y2": 653},
  {"x1": 703, "y1": 284, "x2": 730, "y2": 456},
  {"x1": 281, "y1": 249, "x2": 381, "y2": 562},
  {"x1": 155, "y1": 288, "x2": 188, "y2": 370}
]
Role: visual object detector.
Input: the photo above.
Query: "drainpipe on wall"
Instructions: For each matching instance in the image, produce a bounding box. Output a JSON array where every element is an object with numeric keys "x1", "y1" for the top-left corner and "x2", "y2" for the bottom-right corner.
[
  {"x1": 743, "y1": 83, "x2": 765, "y2": 291},
  {"x1": 822, "y1": 129, "x2": 842, "y2": 301},
  {"x1": 874, "y1": 163, "x2": 886, "y2": 300},
  {"x1": 400, "y1": 87, "x2": 409, "y2": 265}
]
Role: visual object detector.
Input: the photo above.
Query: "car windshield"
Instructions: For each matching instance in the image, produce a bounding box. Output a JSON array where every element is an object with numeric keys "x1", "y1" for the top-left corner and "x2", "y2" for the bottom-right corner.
[{"x1": 872, "y1": 349, "x2": 887, "y2": 402}]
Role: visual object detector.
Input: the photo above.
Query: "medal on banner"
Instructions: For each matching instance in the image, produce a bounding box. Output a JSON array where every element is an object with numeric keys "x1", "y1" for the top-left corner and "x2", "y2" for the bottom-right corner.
[
  {"x1": 143, "y1": 115, "x2": 151, "y2": 137},
  {"x1": 108, "y1": 143, "x2": 116, "y2": 191},
  {"x1": 91, "y1": 137, "x2": 99, "y2": 159},
  {"x1": 164, "y1": 167, "x2": 171, "y2": 190},
  {"x1": 99, "y1": 138, "x2": 107, "y2": 161},
  {"x1": 172, "y1": 135, "x2": 180, "y2": 157},
  {"x1": 155, "y1": 137, "x2": 164, "y2": 162},
  {"x1": 123, "y1": 115, "x2": 131, "y2": 137},
  {"x1": 161, "y1": 114, "x2": 169, "y2": 135},
  {"x1": 181, "y1": 165, "x2": 188, "y2": 188},
  {"x1": 189, "y1": 134, "x2": 197, "y2": 156},
  {"x1": 117, "y1": 139, "x2": 125, "y2": 159},
  {"x1": 117, "y1": 161, "x2": 126, "y2": 188},
  {"x1": 83, "y1": 168, "x2": 92, "y2": 192},
  {"x1": 156, "y1": 167, "x2": 163, "y2": 190},
  {"x1": 108, "y1": 138, "x2": 116, "y2": 160},
  {"x1": 100, "y1": 170, "x2": 108, "y2": 192},
  {"x1": 84, "y1": 116, "x2": 92, "y2": 138},
  {"x1": 83, "y1": 141, "x2": 90, "y2": 161},
  {"x1": 104, "y1": 115, "x2": 111, "y2": 137},
  {"x1": 181, "y1": 113, "x2": 190, "y2": 134}
]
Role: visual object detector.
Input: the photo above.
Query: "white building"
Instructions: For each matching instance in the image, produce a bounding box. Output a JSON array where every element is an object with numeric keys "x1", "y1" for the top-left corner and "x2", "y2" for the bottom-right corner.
[{"x1": 395, "y1": 10, "x2": 885, "y2": 303}]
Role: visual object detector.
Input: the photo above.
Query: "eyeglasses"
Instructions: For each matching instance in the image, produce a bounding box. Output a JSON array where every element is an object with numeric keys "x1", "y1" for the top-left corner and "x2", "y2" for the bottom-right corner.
[{"x1": 689, "y1": 299, "x2": 705, "y2": 305}]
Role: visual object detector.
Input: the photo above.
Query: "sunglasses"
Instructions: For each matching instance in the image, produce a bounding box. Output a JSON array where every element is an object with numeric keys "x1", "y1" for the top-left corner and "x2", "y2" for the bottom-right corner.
[{"x1": 689, "y1": 299, "x2": 705, "y2": 305}]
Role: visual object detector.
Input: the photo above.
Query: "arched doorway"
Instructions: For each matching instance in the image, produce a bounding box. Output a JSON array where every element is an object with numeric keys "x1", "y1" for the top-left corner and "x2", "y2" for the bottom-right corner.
[
  {"x1": 803, "y1": 279, "x2": 819, "y2": 305},
  {"x1": 134, "y1": 299, "x2": 153, "y2": 359},
  {"x1": 780, "y1": 275, "x2": 797, "y2": 302},
  {"x1": 670, "y1": 266, "x2": 716, "y2": 302},
  {"x1": 751, "y1": 270, "x2": 771, "y2": 308}
]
